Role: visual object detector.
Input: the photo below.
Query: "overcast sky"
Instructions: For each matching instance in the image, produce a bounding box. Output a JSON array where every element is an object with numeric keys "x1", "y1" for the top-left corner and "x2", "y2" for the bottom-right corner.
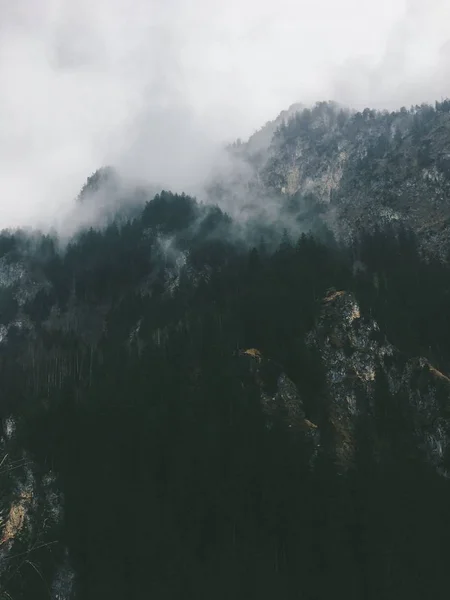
[{"x1": 0, "y1": 0, "x2": 449, "y2": 230}]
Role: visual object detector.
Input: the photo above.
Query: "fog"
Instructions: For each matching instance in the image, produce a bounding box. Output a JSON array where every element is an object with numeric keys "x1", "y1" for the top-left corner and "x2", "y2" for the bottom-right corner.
[{"x1": 0, "y1": 0, "x2": 449, "y2": 231}]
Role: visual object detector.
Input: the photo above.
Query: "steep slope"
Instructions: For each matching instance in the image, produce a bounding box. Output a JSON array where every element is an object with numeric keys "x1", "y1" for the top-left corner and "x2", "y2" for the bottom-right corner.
[
  {"x1": 237, "y1": 286, "x2": 450, "y2": 479},
  {"x1": 211, "y1": 100, "x2": 450, "y2": 256},
  {"x1": 307, "y1": 289, "x2": 450, "y2": 474},
  {"x1": 2, "y1": 102, "x2": 450, "y2": 598}
]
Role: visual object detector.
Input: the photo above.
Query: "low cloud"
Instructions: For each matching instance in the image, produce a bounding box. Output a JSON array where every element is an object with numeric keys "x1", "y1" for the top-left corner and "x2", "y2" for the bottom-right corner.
[
  {"x1": 331, "y1": 0, "x2": 450, "y2": 110},
  {"x1": 0, "y1": 0, "x2": 448, "y2": 231}
]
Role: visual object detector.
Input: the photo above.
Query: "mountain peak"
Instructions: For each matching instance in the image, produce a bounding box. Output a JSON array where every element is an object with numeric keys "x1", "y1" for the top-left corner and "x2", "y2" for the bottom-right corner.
[{"x1": 76, "y1": 166, "x2": 119, "y2": 204}]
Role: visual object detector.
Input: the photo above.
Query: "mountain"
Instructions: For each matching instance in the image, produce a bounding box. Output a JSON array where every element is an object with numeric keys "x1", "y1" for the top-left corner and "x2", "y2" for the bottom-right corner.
[
  {"x1": 211, "y1": 99, "x2": 450, "y2": 257},
  {"x1": 2, "y1": 101, "x2": 450, "y2": 599}
]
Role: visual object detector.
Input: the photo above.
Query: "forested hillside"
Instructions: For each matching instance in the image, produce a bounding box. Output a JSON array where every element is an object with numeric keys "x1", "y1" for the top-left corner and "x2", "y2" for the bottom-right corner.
[{"x1": 2, "y1": 102, "x2": 450, "y2": 599}]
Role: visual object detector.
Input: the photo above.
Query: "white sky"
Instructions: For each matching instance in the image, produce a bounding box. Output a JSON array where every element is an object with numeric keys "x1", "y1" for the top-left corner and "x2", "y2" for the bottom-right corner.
[{"x1": 0, "y1": 0, "x2": 449, "y2": 229}]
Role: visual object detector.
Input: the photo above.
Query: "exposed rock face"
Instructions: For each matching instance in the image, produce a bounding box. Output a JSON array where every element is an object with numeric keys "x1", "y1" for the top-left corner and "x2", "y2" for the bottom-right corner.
[
  {"x1": 305, "y1": 289, "x2": 392, "y2": 467},
  {"x1": 306, "y1": 289, "x2": 450, "y2": 475},
  {"x1": 238, "y1": 348, "x2": 320, "y2": 465},
  {"x1": 213, "y1": 101, "x2": 450, "y2": 256},
  {"x1": 0, "y1": 418, "x2": 73, "y2": 598},
  {"x1": 239, "y1": 348, "x2": 317, "y2": 430},
  {"x1": 402, "y1": 358, "x2": 450, "y2": 477},
  {"x1": 236, "y1": 284, "x2": 450, "y2": 478}
]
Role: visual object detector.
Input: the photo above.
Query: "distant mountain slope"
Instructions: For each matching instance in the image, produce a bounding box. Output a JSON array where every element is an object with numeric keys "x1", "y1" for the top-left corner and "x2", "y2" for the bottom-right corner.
[{"x1": 212, "y1": 99, "x2": 450, "y2": 257}]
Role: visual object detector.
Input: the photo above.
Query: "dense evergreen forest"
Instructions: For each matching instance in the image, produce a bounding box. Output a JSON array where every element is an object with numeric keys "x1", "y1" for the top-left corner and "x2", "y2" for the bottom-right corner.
[
  {"x1": 0, "y1": 188, "x2": 450, "y2": 599},
  {"x1": 4, "y1": 96, "x2": 450, "y2": 599}
]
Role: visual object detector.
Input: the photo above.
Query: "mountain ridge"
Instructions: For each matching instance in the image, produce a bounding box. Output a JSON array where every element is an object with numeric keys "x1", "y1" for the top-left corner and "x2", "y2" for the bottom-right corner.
[{"x1": 211, "y1": 99, "x2": 450, "y2": 257}]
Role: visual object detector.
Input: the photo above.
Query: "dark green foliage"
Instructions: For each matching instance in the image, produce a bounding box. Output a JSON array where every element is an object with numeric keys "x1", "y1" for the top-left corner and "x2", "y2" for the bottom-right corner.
[
  {"x1": 0, "y1": 287, "x2": 19, "y2": 324},
  {"x1": 141, "y1": 191, "x2": 198, "y2": 233},
  {"x1": 1, "y1": 185, "x2": 450, "y2": 599},
  {"x1": 351, "y1": 225, "x2": 450, "y2": 369}
]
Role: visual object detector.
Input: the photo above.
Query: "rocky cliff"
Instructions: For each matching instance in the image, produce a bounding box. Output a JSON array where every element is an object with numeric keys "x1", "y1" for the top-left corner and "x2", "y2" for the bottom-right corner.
[{"x1": 210, "y1": 100, "x2": 450, "y2": 257}]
